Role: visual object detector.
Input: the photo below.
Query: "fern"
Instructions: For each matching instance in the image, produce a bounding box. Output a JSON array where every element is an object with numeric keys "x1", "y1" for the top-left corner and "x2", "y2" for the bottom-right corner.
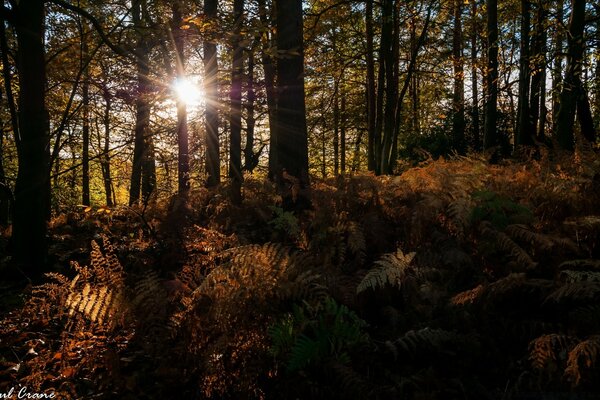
[
  {"x1": 528, "y1": 334, "x2": 577, "y2": 371},
  {"x1": 545, "y1": 282, "x2": 600, "y2": 304},
  {"x1": 564, "y1": 336, "x2": 600, "y2": 386},
  {"x1": 385, "y1": 327, "x2": 465, "y2": 360},
  {"x1": 357, "y1": 249, "x2": 415, "y2": 294},
  {"x1": 481, "y1": 223, "x2": 537, "y2": 270}
]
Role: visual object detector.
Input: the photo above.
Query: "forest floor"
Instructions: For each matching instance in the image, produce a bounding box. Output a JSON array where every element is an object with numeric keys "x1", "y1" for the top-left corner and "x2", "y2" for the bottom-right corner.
[{"x1": 1, "y1": 150, "x2": 600, "y2": 399}]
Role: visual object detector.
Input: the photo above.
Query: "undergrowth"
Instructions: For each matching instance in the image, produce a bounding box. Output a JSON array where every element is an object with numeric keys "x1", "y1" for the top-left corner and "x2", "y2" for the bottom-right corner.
[{"x1": 1, "y1": 150, "x2": 600, "y2": 399}]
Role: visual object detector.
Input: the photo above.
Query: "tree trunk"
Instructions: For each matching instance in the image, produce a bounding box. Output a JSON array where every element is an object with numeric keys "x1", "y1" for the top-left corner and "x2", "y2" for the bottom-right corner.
[
  {"x1": 529, "y1": 1, "x2": 546, "y2": 141},
  {"x1": 365, "y1": 0, "x2": 376, "y2": 171},
  {"x1": 379, "y1": 0, "x2": 398, "y2": 174},
  {"x1": 340, "y1": 86, "x2": 346, "y2": 174},
  {"x1": 244, "y1": 48, "x2": 256, "y2": 172},
  {"x1": 484, "y1": 0, "x2": 499, "y2": 150},
  {"x1": 12, "y1": 0, "x2": 50, "y2": 277},
  {"x1": 333, "y1": 81, "x2": 339, "y2": 176},
  {"x1": 204, "y1": 0, "x2": 220, "y2": 187},
  {"x1": 275, "y1": 0, "x2": 309, "y2": 206},
  {"x1": 101, "y1": 86, "x2": 114, "y2": 207},
  {"x1": 555, "y1": 0, "x2": 586, "y2": 150},
  {"x1": 229, "y1": 0, "x2": 244, "y2": 204},
  {"x1": 172, "y1": 0, "x2": 190, "y2": 194},
  {"x1": 471, "y1": 0, "x2": 480, "y2": 150},
  {"x1": 552, "y1": 0, "x2": 563, "y2": 133},
  {"x1": 516, "y1": 0, "x2": 532, "y2": 147},
  {"x1": 81, "y1": 23, "x2": 90, "y2": 206},
  {"x1": 452, "y1": 0, "x2": 465, "y2": 153},
  {"x1": 257, "y1": 0, "x2": 278, "y2": 179},
  {"x1": 577, "y1": 86, "x2": 596, "y2": 142},
  {"x1": 129, "y1": 0, "x2": 154, "y2": 205}
]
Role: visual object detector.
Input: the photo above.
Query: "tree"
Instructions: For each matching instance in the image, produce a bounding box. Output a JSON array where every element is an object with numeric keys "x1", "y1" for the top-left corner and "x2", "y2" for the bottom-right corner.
[
  {"x1": 9, "y1": 0, "x2": 51, "y2": 277},
  {"x1": 229, "y1": 0, "x2": 244, "y2": 204},
  {"x1": 204, "y1": 0, "x2": 220, "y2": 187},
  {"x1": 275, "y1": 0, "x2": 309, "y2": 192},
  {"x1": 555, "y1": 0, "x2": 587, "y2": 150},
  {"x1": 515, "y1": 0, "x2": 532, "y2": 147},
  {"x1": 365, "y1": 0, "x2": 376, "y2": 171},
  {"x1": 172, "y1": 0, "x2": 190, "y2": 194},
  {"x1": 483, "y1": 0, "x2": 499, "y2": 151},
  {"x1": 130, "y1": 0, "x2": 156, "y2": 205},
  {"x1": 452, "y1": 0, "x2": 465, "y2": 153},
  {"x1": 470, "y1": 0, "x2": 480, "y2": 150}
]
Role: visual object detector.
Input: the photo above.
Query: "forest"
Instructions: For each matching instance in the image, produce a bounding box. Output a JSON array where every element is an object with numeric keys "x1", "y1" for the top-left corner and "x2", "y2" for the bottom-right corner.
[{"x1": 0, "y1": 0, "x2": 599, "y2": 398}]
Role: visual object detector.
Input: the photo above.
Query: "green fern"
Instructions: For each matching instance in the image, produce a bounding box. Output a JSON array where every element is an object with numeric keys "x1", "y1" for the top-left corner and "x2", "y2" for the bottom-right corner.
[{"x1": 357, "y1": 249, "x2": 415, "y2": 294}]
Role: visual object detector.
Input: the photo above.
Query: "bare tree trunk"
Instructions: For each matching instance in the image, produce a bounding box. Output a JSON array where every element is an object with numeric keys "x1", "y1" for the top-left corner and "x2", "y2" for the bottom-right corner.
[
  {"x1": 129, "y1": 0, "x2": 154, "y2": 205},
  {"x1": 340, "y1": 86, "x2": 346, "y2": 174},
  {"x1": 275, "y1": 0, "x2": 309, "y2": 207},
  {"x1": 172, "y1": 0, "x2": 190, "y2": 194},
  {"x1": 471, "y1": 0, "x2": 480, "y2": 150},
  {"x1": 484, "y1": 0, "x2": 499, "y2": 150},
  {"x1": 244, "y1": 48, "x2": 256, "y2": 172},
  {"x1": 516, "y1": 0, "x2": 532, "y2": 147},
  {"x1": 529, "y1": 1, "x2": 545, "y2": 141},
  {"x1": 257, "y1": 0, "x2": 278, "y2": 179},
  {"x1": 365, "y1": 0, "x2": 376, "y2": 171},
  {"x1": 452, "y1": 0, "x2": 465, "y2": 153},
  {"x1": 552, "y1": 0, "x2": 564, "y2": 133},
  {"x1": 229, "y1": 0, "x2": 244, "y2": 204},
  {"x1": 81, "y1": 22, "x2": 90, "y2": 206},
  {"x1": 101, "y1": 85, "x2": 114, "y2": 207},
  {"x1": 12, "y1": 0, "x2": 50, "y2": 276},
  {"x1": 555, "y1": 0, "x2": 586, "y2": 150},
  {"x1": 204, "y1": 0, "x2": 220, "y2": 187}
]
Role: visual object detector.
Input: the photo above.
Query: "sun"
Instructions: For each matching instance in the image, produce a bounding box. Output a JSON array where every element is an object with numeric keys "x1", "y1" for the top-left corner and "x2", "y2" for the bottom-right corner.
[{"x1": 172, "y1": 77, "x2": 203, "y2": 107}]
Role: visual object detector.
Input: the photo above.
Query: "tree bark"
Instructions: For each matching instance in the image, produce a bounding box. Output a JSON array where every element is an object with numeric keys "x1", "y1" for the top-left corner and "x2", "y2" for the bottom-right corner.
[
  {"x1": 484, "y1": 0, "x2": 499, "y2": 150},
  {"x1": 365, "y1": 0, "x2": 376, "y2": 171},
  {"x1": 552, "y1": 0, "x2": 563, "y2": 133},
  {"x1": 229, "y1": 0, "x2": 244, "y2": 205},
  {"x1": 471, "y1": 0, "x2": 480, "y2": 150},
  {"x1": 172, "y1": 0, "x2": 190, "y2": 194},
  {"x1": 129, "y1": 0, "x2": 154, "y2": 205},
  {"x1": 555, "y1": 0, "x2": 586, "y2": 150},
  {"x1": 204, "y1": 0, "x2": 220, "y2": 187},
  {"x1": 12, "y1": 0, "x2": 50, "y2": 277},
  {"x1": 81, "y1": 22, "x2": 90, "y2": 206},
  {"x1": 452, "y1": 0, "x2": 465, "y2": 153},
  {"x1": 529, "y1": 0, "x2": 546, "y2": 141},
  {"x1": 275, "y1": 0, "x2": 309, "y2": 206},
  {"x1": 244, "y1": 47, "x2": 257, "y2": 172},
  {"x1": 516, "y1": 0, "x2": 533, "y2": 146}
]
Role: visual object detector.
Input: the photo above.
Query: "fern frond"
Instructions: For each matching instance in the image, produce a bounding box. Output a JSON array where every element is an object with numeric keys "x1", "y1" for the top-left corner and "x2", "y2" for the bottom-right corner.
[
  {"x1": 559, "y1": 270, "x2": 600, "y2": 283},
  {"x1": 559, "y1": 259, "x2": 600, "y2": 271},
  {"x1": 545, "y1": 282, "x2": 600, "y2": 304},
  {"x1": 528, "y1": 334, "x2": 578, "y2": 371},
  {"x1": 386, "y1": 327, "x2": 465, "y2": 360},
  {"x1": 482, "y1": 223, "x2": 537, "y2": 270},
  {"x1": 356, "y1": 249, "x2": 415, "y2": 294},
  {"x1": 564, "y1": 336, "x2": 600, "y2": 386},
  {"x1": 450, "y1": 284, "x2": 486, "y2": 306}
]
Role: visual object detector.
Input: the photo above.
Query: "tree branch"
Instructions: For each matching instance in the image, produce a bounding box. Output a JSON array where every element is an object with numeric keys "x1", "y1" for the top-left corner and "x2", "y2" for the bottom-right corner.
[{"x1": 49, "y1": 0, "x2": 132, "y2": 60}]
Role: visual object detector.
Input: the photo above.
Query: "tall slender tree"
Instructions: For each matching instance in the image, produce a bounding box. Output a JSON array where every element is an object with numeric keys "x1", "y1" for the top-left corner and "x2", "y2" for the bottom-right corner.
[
  {"x1": 452, "y1": 0, "x2": 465, "y2": 153},
  {"x1": 229, "y1": 0, "x2": 244, "y2": 204},
  {"x1": 172, "y1": 0, "x2": 190, "y2": 194},
  {"x1": 204, "y1": 0, "x2": 220, "y2": 187},
  {"x1": 484, "y1": 0, "x2": 499, "y2": 151},
  {"x1": 516, "y1": 0, "x2": 532, "y2": 146},
  {"x1": 555, "y1": 0, "x2": 587, "y2": 150}
]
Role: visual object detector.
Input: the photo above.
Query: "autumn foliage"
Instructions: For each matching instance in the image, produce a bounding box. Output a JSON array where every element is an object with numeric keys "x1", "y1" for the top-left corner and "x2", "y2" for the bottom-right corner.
[{"x1": 1, "y1": 150, "x2": 600, "y2": 399}]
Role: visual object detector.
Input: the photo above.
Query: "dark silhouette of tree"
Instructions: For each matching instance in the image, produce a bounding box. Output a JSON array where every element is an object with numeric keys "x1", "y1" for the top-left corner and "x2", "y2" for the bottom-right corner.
[
  {"x1": 172, "y1": 0, "x2": 190, "y2": 194},
  {"x1": 204, "y1": 0, "x2": 220, "y2": 188},
  {"x1": 484, "y1": 0, "x2": 498, "y2": 151},
  {"x1": 275, "y1": 0, "x2": 309, "y2": 191},
  {"x1": 452, "y1": 0, "x2": 465, "y2": 153},
  {"x1": 555, "y1": 0, "x2": 587, "y2": 150},
  {"x1": 229, "y1": 0, "x2": 244, "y2": 204}
]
